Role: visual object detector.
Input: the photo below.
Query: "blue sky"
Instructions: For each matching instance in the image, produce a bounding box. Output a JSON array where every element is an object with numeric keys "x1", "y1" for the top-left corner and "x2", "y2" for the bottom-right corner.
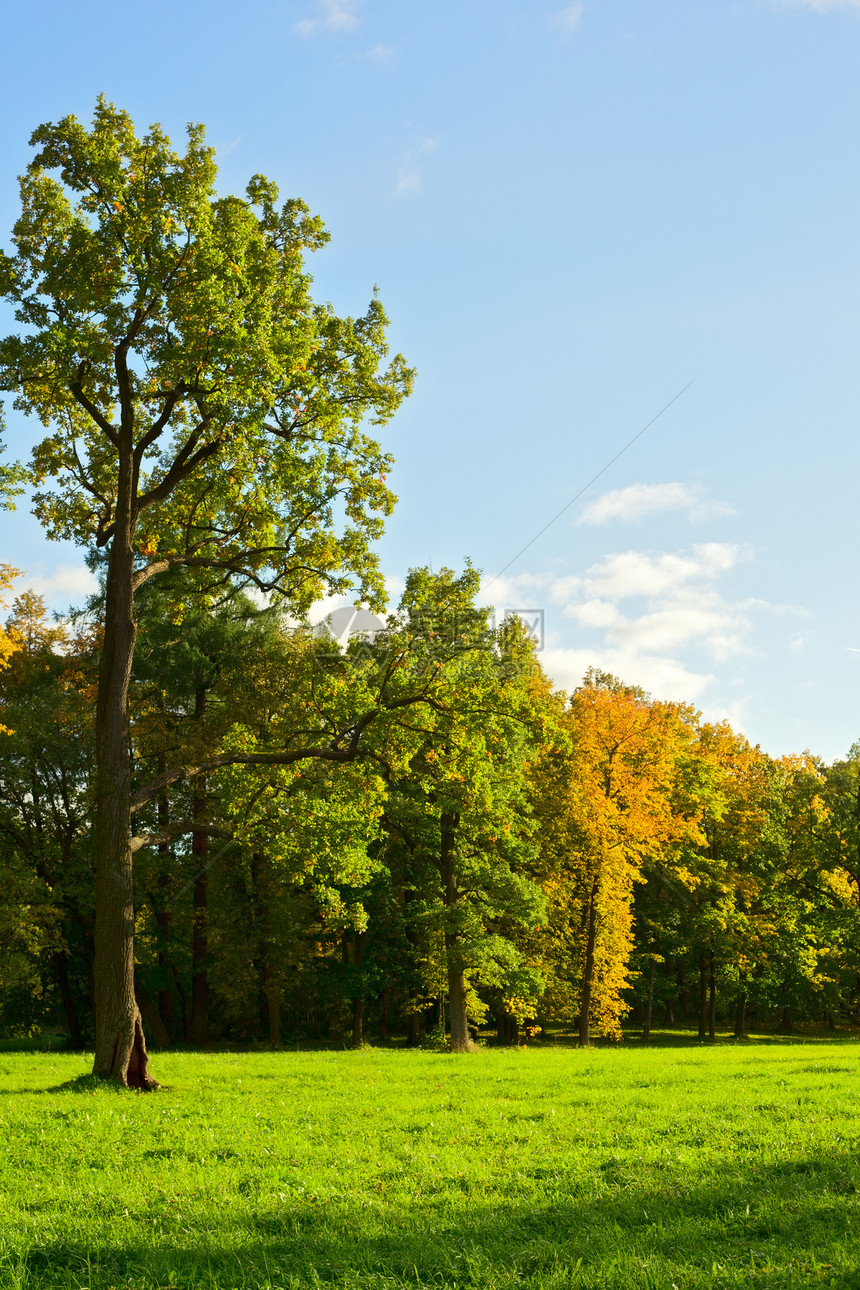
[{"x1": 0, "y1": 0, "x2": 858, "y2": 758}]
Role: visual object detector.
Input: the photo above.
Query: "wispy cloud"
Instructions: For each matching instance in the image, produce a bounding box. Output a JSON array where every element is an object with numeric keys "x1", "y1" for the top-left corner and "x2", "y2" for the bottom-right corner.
[
  {"x1": 13, "y1": 563, "x2": 98, "y2": 606},
  {"x1": 482, "y1": 542, "x2": 808, "y2": 704},
  {"x1": 578, "y1": 481, "x2": 734, "y2": 526},
  {"x1": 350, "y1": 42, "x2": 396, "y2": 67},
  {"x1": 395, "y1": 137, "x2": 439, "y2": 196},
  {"x1": 550, "y1": 4, "x2": 585, "y2": 35},
  {"x1": 295, "y1": 0, "x2": 363, "y2": 37}
]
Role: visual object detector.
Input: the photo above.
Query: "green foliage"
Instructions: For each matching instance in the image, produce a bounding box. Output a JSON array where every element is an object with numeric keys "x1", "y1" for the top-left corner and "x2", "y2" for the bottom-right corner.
[{"x1": 0, "y1": 96, "x2": 412, "y2": 607}]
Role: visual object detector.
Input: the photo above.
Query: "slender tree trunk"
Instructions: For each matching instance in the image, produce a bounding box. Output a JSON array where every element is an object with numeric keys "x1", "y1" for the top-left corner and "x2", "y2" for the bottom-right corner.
[
  {"x1": 264, "y1": 962, "x2": 282, "y2": 1047},
  {"x1": 642, "y1": 957, "x2": 656, "y2": 1041},
  {"x1": 350, "y1": 931, "x2": 366, "y2": 1048},
  {"x1": 440, "y1": 809, "x2": 476, "y2": 1053},
  {"x1": 92, "y1": 516, "x2": 156, "y2": 1089},
  {"x1": 156, "y1": 870, "x2": 174, "y2": 1038},
  {"x1": 734, "y1": 986, "x2": 747, "y2": 1038},
  {"x1": 708, "y1": 953, "x2": 716, "y2": 1040},
  {"x1": 677, "y1": 963, "x2": 692, "y2": 1018},
  {"x1": 53, "y1": 951, "x2": 83, "y2": 1049},
  {"x1": 155, "y1": 760, "x2": 174, "y2": 1038},
  {"x1": 379, "y1": 987, "x2": 390, "y2": 1041},
  {"x1": 172, "y1": 965, "x2": 190, "y2": 1041},
  {"x1": 780, "y1": 1004, "x2": 795, "y2": 1034},
  {"x1": 578, "y1": 876, "x2": 599, "y2": 1047},
  {"x1": 190, "y1": 687, "x2": 209, "y2": 1047},
  {"x1": 352, "y1": 998, "x2": 365, "y2": 1048},
  {"x1": 696, "y1": 952, "x2": 708, "y2": 1039}
]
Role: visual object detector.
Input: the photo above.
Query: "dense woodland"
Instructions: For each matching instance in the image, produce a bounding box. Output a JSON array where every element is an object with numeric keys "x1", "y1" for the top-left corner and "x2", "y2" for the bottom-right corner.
[{"x1": 1, "y1": 561, "x2": 859, "y2": 1050}]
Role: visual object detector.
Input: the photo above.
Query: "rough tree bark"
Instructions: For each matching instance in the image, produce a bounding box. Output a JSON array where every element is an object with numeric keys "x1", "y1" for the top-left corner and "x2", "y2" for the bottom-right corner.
[{"x1": 92, "y1": 502, "x2": 156, "y2": 1089}]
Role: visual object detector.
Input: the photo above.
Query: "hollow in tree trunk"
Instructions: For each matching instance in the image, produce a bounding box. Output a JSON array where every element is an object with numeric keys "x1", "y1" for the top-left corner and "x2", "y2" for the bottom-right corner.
[{"x1": 92, "y1": 526, "x2": 156, "y2": 1089}]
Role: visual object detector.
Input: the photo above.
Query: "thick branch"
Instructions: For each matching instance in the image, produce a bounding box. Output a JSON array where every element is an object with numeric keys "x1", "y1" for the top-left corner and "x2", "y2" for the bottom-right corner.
[
  {"x1": 135, "y1": 426, "x2": 221, "y2": 514},
  {"x1": 70, "y1": 378, "x2": 119, "y2": 447},
  {"x1": 130, "y1": 821, "x2": 232, "y2": 852}
]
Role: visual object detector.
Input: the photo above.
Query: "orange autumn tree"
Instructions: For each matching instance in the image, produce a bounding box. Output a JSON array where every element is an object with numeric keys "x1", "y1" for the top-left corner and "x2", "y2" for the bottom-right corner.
[
  {"x1": 532, "y1": 670, "x2": 704, "y2": 1044},
  {"x1": 0, "y1": 566, "x2": 23, "y2": 733}
]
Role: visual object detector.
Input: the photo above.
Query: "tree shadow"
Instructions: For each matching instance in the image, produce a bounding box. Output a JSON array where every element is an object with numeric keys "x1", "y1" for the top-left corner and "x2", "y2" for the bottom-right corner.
[{"x1": 11, "y1": 1148, "x2": 860, "y2": 1287}]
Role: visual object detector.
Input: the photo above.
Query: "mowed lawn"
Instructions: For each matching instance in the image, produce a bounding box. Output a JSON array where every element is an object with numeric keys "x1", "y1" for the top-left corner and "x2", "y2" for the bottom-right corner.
[{"x1": 1, "y1": 1040, "x2": 859, "y2": 1289}]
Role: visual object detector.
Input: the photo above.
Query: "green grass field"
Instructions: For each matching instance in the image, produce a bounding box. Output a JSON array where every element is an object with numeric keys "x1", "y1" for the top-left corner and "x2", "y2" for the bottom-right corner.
[{"x1": 1, "y1": 1039, "x2": 859, "y2": 1289}]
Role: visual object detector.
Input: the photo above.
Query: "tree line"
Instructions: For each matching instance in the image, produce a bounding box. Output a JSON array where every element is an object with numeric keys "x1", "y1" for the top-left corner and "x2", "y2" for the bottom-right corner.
[
  {"x1": 0, "y1": 101, "x2": 857, "y2": 1080},
  {"x1": 1, "y1": 566, "x2": 859, "y2": 1054}
]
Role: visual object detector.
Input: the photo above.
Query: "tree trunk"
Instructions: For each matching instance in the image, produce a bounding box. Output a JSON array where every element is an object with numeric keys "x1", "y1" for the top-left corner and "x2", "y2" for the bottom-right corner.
[
  {"x1": 734, "y1": 987, "x2": 747, "y2": 1038},
  {"x1": 352, "y1": 997, "x2": 365, "y2": 1048},
  {"x1": 708, "y1": 953, "x2": 716, "y2": 1040},
  {"x1": 642, "y1": 957, "x2": 656, "y2": 1041},
  {"x1": 350, "y1": 931, "x2": 366, "y2": 1048},
  {"x1": 92, "y1": 520, "x2": 156, "y2": 1089},
  {"x1": 53, "y1": 951, "x2": 83, "y2": 1049},
  {"x1": 440, "y1": 809, "x2": 476, "y2": 1052},
  {"x1": 780, "y1": 1004, "x2": 795, "y2": 1034},
  {"x1": 697, "y1": 951, "x2": 708, "y2": 1040},
  {"x1": 677, "y1": 962, "x2": 692, "y2": 1018},
  {"x1": 407, "y1": 1011, "x2": 421, "y2": 1046},
  {"x1": 190, "y1": 687, "x2": 209, "y2": 1047},
  {"x1": 578, "y1": 876, "x2": 598, "y2": 1047},
  {"x1": 135, "y1": 982, "x2": 170, "y2": 1048},
  {"x1": 156, "y1": 768, "x2": 174, "y2": 1038}
]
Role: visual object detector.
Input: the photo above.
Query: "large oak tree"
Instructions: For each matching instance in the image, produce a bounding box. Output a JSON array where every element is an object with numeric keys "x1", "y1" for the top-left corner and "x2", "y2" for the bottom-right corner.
[{"x1": 0, "y1": 100, "x2": 412, "y2": 1085}]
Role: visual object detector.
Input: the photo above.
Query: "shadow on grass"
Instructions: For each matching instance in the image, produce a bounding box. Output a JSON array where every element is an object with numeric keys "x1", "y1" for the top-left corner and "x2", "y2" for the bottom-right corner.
[
  {"x1": 10, "y1": 1150, "x2": 860, "y2": 1288},
  {"x1": 0, "y1": 1073, "x2": 144, "y2": 1096}
]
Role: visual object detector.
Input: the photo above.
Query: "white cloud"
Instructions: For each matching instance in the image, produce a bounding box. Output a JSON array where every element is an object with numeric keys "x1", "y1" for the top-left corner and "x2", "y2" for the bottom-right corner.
[
  {"x1": 569, "y1": 542, "x2": 745, "y2": 601},
  {"x1": 550, "y1": 4, "x2": 584, "y2": 34},
  {"x1": 540, "y1": 643, "x2": 714, "y2": 702},
  {"x1": 14, "y1": 563, "x2": 98, "y2": 604},
  {"x1": 480, "y1": 541, "x2": 808, "y2": 706},
  {"x1": 395, "y1": 137, "x2": 439, "y2": 196},
  {"x1": 578, "y1": 481, "x2": 734, "y2": 526},
  {"x1": 295, "y1": 0, "x2": 363, "y2": 37}
]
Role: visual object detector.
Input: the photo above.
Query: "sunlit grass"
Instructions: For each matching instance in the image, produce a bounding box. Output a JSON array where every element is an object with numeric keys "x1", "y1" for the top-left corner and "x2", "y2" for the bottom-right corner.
[{"x1": 1, "y1": 1040, "x2": 859, "y2": 1287}]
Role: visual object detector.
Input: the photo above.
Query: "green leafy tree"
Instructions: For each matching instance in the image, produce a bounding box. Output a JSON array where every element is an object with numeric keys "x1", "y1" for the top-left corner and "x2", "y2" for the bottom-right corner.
[
  {"x1": 377, "y1": 567, "x2": 551, "y2": 1052},
  {"x1": 0, "y1": 100, "x2": 412, "y2": 1084}
]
